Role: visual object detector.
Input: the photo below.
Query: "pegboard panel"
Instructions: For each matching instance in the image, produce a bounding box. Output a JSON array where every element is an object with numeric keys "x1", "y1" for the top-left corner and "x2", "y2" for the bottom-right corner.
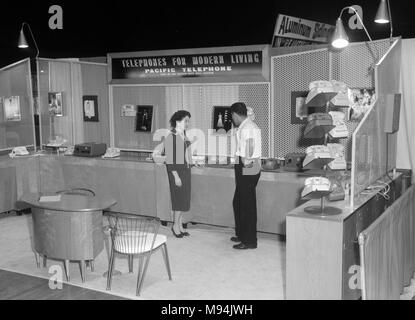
[
  {"x1": 331, "y1": 39, "x2": 392, "y2": 89},
  {"x1": 272, "y1": 49, "x2": 330, "y2": 158},
  {"x1": 239, "y1": 83, "x2": 270, "y2": 157},
  {"x1": 271, "y1": 39, "x2": 393, "y2": 160}
]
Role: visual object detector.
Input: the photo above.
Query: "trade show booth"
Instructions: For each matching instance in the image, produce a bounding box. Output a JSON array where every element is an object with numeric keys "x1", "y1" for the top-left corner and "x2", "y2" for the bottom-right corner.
[{"x1": 1, "y1": 36, "x2": 414, "y2": 299}]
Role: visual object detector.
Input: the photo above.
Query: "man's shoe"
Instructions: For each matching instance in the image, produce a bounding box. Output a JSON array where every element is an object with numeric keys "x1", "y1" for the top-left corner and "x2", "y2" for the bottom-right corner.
[
  {"x1": 230, "y1": 236, "x2": 240, "y2": 242},
  {"x1": 233, "y1": 243, "x2": 257, "y2": 249}
]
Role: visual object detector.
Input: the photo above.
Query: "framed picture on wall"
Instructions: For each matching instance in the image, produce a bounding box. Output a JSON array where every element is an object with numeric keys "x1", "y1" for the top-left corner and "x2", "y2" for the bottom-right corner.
[
  {"x1": 212, "y1": 106, "x2": 233, "y2": 134},
  {"x1": 121, "y1": 104, "x2": 137, "y2": 117},
  {"x1": 135, "y1": 105, "x2": 154, "y2": 133},
  {"x1": 4, "y1": 96, "x2": 21, "y2": 121},
  {"x1": 290, "y1": 91, "x2": 319, "y2": 124},
  {"x1": 48, "y1": 92, "x2": 64, "y2": 117},
  {"x1": 83, "y1": 95, "x2": 99, "y2": 122}
]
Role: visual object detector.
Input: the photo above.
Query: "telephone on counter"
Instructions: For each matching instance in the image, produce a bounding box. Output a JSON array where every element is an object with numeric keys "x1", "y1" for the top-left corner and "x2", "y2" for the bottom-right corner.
[
  {"x1": 301, "y1": 177, "x2": 331, "y2": 199},
  {"x1": 9, "y1": 146, "x2": 29, "y2": 158},
  {"x1": 328, "y1": 111, "x2": 349, "y2": 139},
  {"x1": 102, "y1": 147, "x2": 121, "y2": 158},
  {"x1": 64, "y1": 145, "x2": 75, "y2": 156}
]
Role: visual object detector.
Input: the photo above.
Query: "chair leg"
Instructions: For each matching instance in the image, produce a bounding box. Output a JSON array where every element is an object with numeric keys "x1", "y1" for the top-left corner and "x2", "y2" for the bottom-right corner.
[
  {"x1": 128, "y1": 255, "x2": 134, "y2": 273},
  {"x1": 161, "y1": 243, "x2": 172, "y2": 280},
  {"x1": 136, "y1": 255, "x2": 144, "y2": 295},
  {"x1": 136, "y1": 252, "x2": 153, "y2": 296},
  {"x1": 106, "y1": 249, "x2": 115, "y2": 290},
  {"x1": 64, "y1": 260, "x2": 70, "y2": 282},
  {"x1": 89, "y1": 260, "x2": 95, "y2": 272},
  {"x1": 34, "y1": 252, "x2": 41, "y2": 268},
  {"x1": 79, "y1": 260, "x2": 86, "y2": 283},
  {"x1": 43, "y1": 255, "x2": 47, "y2": 268}
]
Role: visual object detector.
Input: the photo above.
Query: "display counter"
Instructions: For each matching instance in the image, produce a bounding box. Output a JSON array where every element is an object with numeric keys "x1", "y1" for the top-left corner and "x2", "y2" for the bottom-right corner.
[
  {"x1": 286, "y1": 170, "x2": 412, "y2": 300},
  {"x1": 1, "y1": 152, "x2": 314, "y2": 235}
]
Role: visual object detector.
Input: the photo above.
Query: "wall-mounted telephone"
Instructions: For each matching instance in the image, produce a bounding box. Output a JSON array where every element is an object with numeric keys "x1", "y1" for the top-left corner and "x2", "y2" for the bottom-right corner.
[
  {"x1": 303, "y1": 145, "x2": 333, "y2": 169},
  {"x1": 102, "y1": 147, "x2": 121, "y2": 158},
  {"x1": 64, "y1": 146, "x2": 75, "y2": 156},
  {"x1": 9, "y1": 146, "x2": 29, "y2": 158}
]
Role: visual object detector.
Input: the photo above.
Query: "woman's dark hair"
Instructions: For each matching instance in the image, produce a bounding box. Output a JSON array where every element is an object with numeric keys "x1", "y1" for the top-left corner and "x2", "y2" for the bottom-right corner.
[
  {"x1": 169, "y1": 110, "x2": 191, "y2": 128},
  {"x1": 230, "y1": 102, "x2": 247, "y2": 116}
]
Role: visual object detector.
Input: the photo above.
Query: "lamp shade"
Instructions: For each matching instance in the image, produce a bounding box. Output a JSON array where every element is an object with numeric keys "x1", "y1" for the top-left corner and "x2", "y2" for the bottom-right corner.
[
  {"x1": 375, "y1": 0, "x2": 390, "y2": 23},
  {"x1": 331, "y1": 18, "x2": 349, "y2": 49},
  {"x1": 18, "y1": 29, "x2": 29, "y2": 48}
]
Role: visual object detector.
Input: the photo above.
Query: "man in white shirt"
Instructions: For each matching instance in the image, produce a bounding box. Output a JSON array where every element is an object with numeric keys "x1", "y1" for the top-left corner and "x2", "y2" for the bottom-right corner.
[{"x1": 230, "y1": 102, "x2": 262, "y2": 249}]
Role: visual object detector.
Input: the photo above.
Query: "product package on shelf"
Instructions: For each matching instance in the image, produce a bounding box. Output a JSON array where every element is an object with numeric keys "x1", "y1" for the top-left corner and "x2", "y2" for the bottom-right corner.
[
  {"x1": 327, "y1": 143, "x2": 347, "y2": 171},
  {"x1": 328, "y1": 111, "x2": 349, "y2": 139}
]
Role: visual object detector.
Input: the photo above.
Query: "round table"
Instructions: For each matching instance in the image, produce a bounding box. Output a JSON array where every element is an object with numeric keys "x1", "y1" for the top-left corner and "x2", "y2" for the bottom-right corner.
[{"x1": 21, "y1": 193, "x2": 116, "y2": 282}]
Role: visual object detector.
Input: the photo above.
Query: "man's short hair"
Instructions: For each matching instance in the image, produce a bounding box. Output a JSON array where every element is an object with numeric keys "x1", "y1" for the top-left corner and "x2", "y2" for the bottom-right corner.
[{"x1": 230, "y1": 102, "x2": 247, "y2": 116}]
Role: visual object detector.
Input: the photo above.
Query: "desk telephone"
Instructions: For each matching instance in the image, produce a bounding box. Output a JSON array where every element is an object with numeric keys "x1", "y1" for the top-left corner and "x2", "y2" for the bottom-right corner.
[
  {"x1": 301, "y1": 177, "x2": 331, "y2": 199},
  {"x1": 64, "y1": 146, "x2": 75, "y2": 156},
  {"x1": 9, "y1": 146, "x2": 29, "y2": 158},
  {"x1": 102, "y1": 147, "x2": 121, "y2": 158}
]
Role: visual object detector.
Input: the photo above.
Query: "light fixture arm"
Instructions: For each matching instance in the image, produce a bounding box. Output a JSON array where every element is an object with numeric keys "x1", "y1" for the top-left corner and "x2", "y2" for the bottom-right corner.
[
  {"x1": 21, "y1": 22, "x2": 39, "y2": 59},
  {"x1": 338, "y1": 6, "x2": 373, "y2": 43},
  {"x1": 338, "y1": 6, "x2": 379, "y2": 62},
  {"x1": 386, "y1": 0, "x2": 393, "y2": 43}
]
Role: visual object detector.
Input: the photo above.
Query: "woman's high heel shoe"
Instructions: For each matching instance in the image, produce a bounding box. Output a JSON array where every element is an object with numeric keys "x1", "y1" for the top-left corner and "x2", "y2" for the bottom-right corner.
[{"x1": 171, "y1": 227, "x2": 184, "y2": 238}]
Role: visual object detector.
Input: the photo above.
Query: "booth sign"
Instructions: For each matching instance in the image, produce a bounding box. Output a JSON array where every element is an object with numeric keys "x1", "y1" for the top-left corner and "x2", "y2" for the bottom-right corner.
[{"x1": 111, "y1": 51, "x2": 263, "y2": 79}]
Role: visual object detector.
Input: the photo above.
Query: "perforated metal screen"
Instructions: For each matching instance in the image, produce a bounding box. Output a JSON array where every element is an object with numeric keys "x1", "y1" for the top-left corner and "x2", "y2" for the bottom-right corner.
[
  {"x1": 271, "y1": 39, "x2": 393, "y2": 160},
  {"x1": 272, "y1": 49, "x2": 330, "y2": 158}
]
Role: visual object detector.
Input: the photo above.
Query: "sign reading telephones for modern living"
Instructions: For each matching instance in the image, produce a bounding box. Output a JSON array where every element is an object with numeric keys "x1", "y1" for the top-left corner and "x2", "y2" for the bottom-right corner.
[{"x1": 111, "y1": 51, "x2": 263, "y2": 79}]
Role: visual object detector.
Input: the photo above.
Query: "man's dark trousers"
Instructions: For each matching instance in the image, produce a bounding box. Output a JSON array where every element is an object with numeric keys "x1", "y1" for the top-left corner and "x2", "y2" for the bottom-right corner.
[{"x1": 233, "y1": 157, "x2": 261, "y2": 246}]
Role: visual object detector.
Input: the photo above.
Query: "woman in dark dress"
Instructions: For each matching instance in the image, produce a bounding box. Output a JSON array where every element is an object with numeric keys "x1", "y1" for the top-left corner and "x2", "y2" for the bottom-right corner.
[{"x1": 164, "y1": 110, "x2": 194, "y2": 238}]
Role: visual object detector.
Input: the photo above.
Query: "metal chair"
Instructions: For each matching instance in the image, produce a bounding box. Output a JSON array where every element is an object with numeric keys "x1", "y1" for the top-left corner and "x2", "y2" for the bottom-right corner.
[
  {"x1": 36, "y1": 187, "x2": 97, "y2": 281},
  {"x1": 105, "y1": 211, "x2": 172, "y2": 296}
]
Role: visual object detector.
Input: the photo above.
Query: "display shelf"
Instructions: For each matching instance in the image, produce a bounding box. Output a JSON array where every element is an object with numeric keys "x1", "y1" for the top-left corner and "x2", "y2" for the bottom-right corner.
[
  {"x1": 306, "y1": 91, "x2": 338, "y2": 108},
  {"x1": 303, "y1": 157, "x2": 334, "y2": 170},
  {"x1": 304, "y1": 124, "x2": 336, "y2": 139}
]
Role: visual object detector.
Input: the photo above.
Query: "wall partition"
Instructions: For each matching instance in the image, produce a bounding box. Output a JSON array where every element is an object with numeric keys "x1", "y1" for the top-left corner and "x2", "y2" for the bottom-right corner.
[
  {"x1": 37, "y1": 58, "x2": 110, "y2": 147},
  {"x1": 108, "y1": 44, "x2": 271, "y2": 156},
  {"x1": 0, "y1": 58, "x2": 36, "y2": 150},
  {"x1": 271, "y1": 38, "x2": 393, "y2": 160},
  {"x1": 110, "y1": 83, "x2": 271, "y2": 156}
]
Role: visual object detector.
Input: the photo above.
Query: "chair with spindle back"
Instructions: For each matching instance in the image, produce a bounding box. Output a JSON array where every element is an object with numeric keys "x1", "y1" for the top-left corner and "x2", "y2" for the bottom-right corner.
[{"x1": 105, "y1": 211, "x2": 172, "y2": 296}]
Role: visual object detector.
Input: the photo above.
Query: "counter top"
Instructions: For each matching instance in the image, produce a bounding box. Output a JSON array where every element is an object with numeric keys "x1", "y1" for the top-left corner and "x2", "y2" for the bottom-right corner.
[
  {"x1": 20, "y1": 193, "x2": 117, "y2": 212},
  {"x1": 286, "y1": 172, "x2": 402, "y2": 222}
]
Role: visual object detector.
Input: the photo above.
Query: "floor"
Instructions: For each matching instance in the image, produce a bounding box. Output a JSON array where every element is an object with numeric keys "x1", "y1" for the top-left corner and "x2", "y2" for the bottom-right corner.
[
  {"x1": 0, "y1": 214, "x2": 286, "y2": 300},
  {"x1": 0, "y1": 269, "x2": 127, "y2": 300}
]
